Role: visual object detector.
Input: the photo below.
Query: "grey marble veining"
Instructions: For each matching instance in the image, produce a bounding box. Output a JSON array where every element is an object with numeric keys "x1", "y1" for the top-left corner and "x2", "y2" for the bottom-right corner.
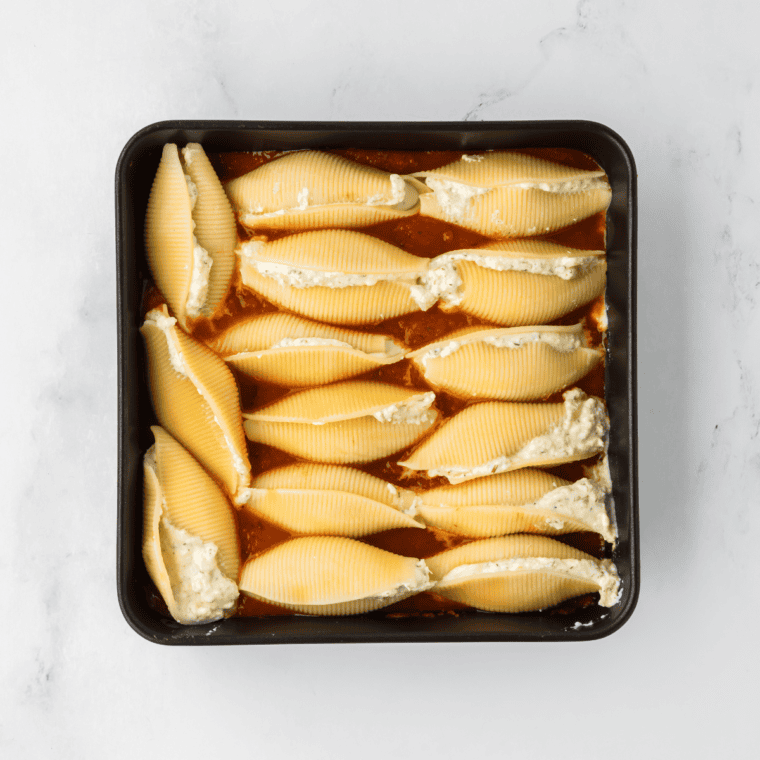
[{"x1": 2, "y1": 0, "x2": 759, "y2": 757}]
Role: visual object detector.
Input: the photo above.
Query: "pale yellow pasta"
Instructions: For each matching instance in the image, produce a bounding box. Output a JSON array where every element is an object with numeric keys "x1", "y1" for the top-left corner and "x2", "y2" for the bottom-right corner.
[
  {"x1": 244, "y1": 380, "x2": 440, "y2": 464},
  {"x1": 428, "y1": 239, "x2": 606, "y2": 326},
  {"x1": 417, "y1": 469, "x2": 616, "y2": 542},
  {"x1": 140, "y1": 305, "x2": 251, "y2": 505},
  {"x1": 399, "y1": 389, "x2": 608, "y2": 483},
  {"x1": 408, "y1": 324, "x2": 603, "y2": 400},
  {"x1": 206, "y1": 312, "x2": 406, "y2": 386},
  {"x1": 413, "y1": 151, "x2": 611, "y2": 237},
  {"x1": 244, "y1": 488, "x2": 423, "y2": 536},
  {"x1": 237, "y1": 229, "x2": 433, "y2": 324},
  {"x1": 428, "y1": 535, "x2": 620, "y2": 612},
  {"x1": 252, "y1": 463, "x2": 416, "y2": 510},
  {"x1": 144, "y1": 143, "x2": 236, "y2": 328},
  {"x1": 143, "y1": 426, "x2": 240, "y2": 624},
  {"x1": 239, "y1": 537, "x2": 432, "y2": 615},
  {"x1": 226, "y1": 151, "x2": 420, "y2": 231}
]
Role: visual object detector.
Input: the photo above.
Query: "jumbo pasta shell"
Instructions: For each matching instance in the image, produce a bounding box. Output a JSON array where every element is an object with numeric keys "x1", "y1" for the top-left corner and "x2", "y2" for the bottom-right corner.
[
  {"x1": 226, "y1": 151, "x2": 420, "y2": 231},
  {"x1": 414, "y1": 151, "x2": 611, "y2": 237},
  {"x1": 207, "y1": 313, "x2": 397, "y2": 355},
  {"x1": 408, "y1": 324, "x2": 603, "y2": 400},
  {"x1": 428, "y1": 535, "x2": 620, "y2": 611},
  {"x1": 243, "y1": 380, "x2": 440, "y2": 463},
  {"x1": 252, "y1": 463, "x2": 416, "y2": 510},
  {"x1": 237, "y1": 230, "x2": 433, "y2": 325},
  {"x1": 239, "y1": 536, "x2": 432, "y2": 615},
  {"x1": 416, "y1": 152, "x2": 607, "y2": 187},
  {"x1": 247, "y1": 463, "x2": 420, "y2": 536},
  {"x1": 206, "y1": 313, "x2": 406, "y2": 386},
  {"x1": 181, "y1": 143, "x2": 237, "y2": 316},
  {"x1": 398, "y1": 388, "x2": 608, "y2": 483},
  {"x1": 142, "y1": 426, "x2": 240, "y2": 624},
  {"x1": 241, "y1": 271, "x2": 419, "y2": 326},
  {"x1": 426, "y1": 534, "x2": 592, "y2": 578},
  {"x1": 144, "y1": 144, "x2": 194, "y2": 327},
  {"x1": 140, "y1": 305, "x2": 251, "y2": 505},
  {"x1": 225, "y1": 344, "x2": 406, "y2": 387},
  {"x1": 144, "y1": 143, "x2": 236, "y2": 328},
  {"x1": 417, "y1": 470, "x2": 616, "y2": 542},
  {"x1": 428, "y1": 239, "x2": 606, "y2": 326},
  {"x1": 244, "y1": 488, "x2": 423, "y2": 536}
]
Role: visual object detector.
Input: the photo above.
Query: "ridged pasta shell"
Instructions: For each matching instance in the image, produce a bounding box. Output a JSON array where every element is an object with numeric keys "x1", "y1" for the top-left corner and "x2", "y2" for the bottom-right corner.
[
  {"x1": 243, "y1": 380, "x2": 440, "y2": 463},
  {"x1": 427, "y1": 239, "x2": 606, "y2": 326},
  {"x1": 413, "y1": 152, "x2": 611, "y2": 237},
  {"x1": 398, "y1": 388, "x2": 608, "y2": 483},
  {"x1": 426, "y1": 534, "x2": 592, "y2": 578},
  {"x1": 226, "y1": 151, "x2": 420, "y2": 231},
  {"x1": 206, "y1": 313, "x2": 406, "y2": 386},
  {"x1": 140, "y1": 305, "x2": 251, "y2": 505},
  {"x1": 417, "y1": 469, "x2": 616, "y2": 542},
  {"x1": 144, "y1": 143, "x2": 236, "y2": 328},
  {"x1": 181, "y1": 143, "x2": 237, "y2": 317},
  {"x1": 247, "y1": 463, "x2": 420, "y2": 536},
  {"x1": 238, "y1": 536, "x2": 433, "y2": 615},
  {"x1": 237, "y1": 229, "x2": 434, "y2": 325},
  {"x1": 252, "y1": 463, "x2": 417, "y2": 511},
  {"x1": 244, "y1": 488, "x2": 423, "y2": 536},
  {"x1": 428, "y1": 535, "x2": 620, "y2": 611},
  {"x1": 408, "y1": 323, "x2": 603, "y2": 400},
  {"x1": 142, "y1": 426, "x2": 240, "y2": 625}
]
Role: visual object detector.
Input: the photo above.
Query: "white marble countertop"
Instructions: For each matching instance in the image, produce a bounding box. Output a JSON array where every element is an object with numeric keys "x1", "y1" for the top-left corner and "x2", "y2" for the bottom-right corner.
[{"x1": 3, "y1": 1, "x2": 758, "y2": 756}]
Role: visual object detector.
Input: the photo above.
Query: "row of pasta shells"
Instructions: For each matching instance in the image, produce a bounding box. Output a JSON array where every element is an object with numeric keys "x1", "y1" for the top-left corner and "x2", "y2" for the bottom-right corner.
[
  {"x1": 225, "y1": 149, "x2": 611, "y2": 237},
  {"x1": 242, "y1": 380, "x2": 608, "y2": 483},
  {"x1": 244, "y1": 463, "x2": 616, "y2": 545},
  {"x1": 139, "y1": 301, "x2": 606, "y2": 507},
  {"x1": 237, "y1": 230, "x2": 607, "y2": 327},
  {"x1": 208, "y1": 311, "x2": 603, "y2": 401},
  {"x1": 239, "y1": 534, "x2": 620, "y2": 616},
  {"x1": 142, "y1": 426, "x2": 618, "y2": 623},
  {"x1": 142, "y1": 145, "x2": 610, "y2": 335}
]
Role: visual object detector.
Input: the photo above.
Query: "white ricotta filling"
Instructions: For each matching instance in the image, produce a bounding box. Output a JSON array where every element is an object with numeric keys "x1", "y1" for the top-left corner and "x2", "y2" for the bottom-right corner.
[
  {"x1": 184, "y1": 174, "x2": 198, "y2": 209},
  {"x1": 513, "y1": 176, "x2": 608, "y2": 194},
  {"x1": 249, "y1": 175, "x2": 415, "y2": 216},
  {"x1": 461, "y1": 154, "x2": 485, "y2": 162},
  {"x1": 416, "y1": 340, "x2": 463, "y2": 369},
  {"x1": 439, "y1": 557, "x2": 621, "y2": 607},
  {"x1": 210, "y1": 413, "x2": 251, "y2": 506},
  {"x1": 372, "y1": 392, "x2": 436, "y2": 425},
  {"x1": 159, "y1": 518, "x2": 239, "y2": 623},
  {"x1": 144, "y1": 310, "x2": 186, "y2": 375},
  {"x1": 385, "y1": 482, "x2": 420, "y2": 516},
  {"x1": 181, "y1": 167, "x2": 212, "y2": 317},
  {"x1": 368, "y1": 560, "x2": 434, "y2": 600},
  {"x1": 365, "y1": 174, "x2": 406, "y2": 207},
  {"x1": 415, "y1": 329, "x2": 583, "y2": 369},
  {"x1": 268, "y1": 337, "x2": 357, "y2": 351},
  {"x1": 428, "y1": 388, "x2": 607, "y2": 483},
  {"x1": 425, "y1": 177, "x2": 491, "y2": 222},
  {"x1": 482, "y1": 330, "x2": 583, "y2": 351},
  {"x1": 531, "y1": 478, "x2": 616, "y2": 544},
  {"x1": 242, "y1": 248, "x2": 437, "y2": 311},
  {"x1": 185, "y1": 239, "x2": 213, "y2": 317},
  {"x1": 585, "y1": 452, "x2": 613, "y2": 493},
  {"x1": 425, "y1": 251, "x2": 600, "y2": 307}
]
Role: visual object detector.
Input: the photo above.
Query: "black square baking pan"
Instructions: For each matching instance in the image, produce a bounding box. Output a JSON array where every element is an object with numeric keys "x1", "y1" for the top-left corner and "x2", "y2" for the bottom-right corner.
[{"x1": 116, "y1": 120, "x2": 638, "y2": 644}]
